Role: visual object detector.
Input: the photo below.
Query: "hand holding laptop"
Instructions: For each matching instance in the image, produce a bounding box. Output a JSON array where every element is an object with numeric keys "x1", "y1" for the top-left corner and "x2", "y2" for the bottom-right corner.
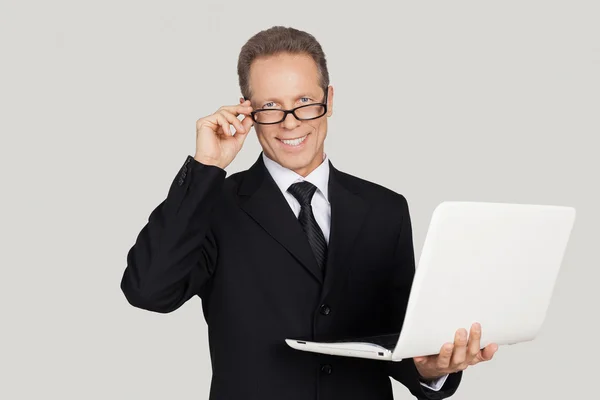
[{"x1": 413, "y1": 322, "x2": 498, "y2": 380}]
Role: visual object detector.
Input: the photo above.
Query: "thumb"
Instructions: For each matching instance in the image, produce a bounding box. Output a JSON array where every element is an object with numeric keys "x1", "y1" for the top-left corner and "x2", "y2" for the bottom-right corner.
[
  {"x1": 233, "y1": 115, "x2": 254, "y2": 145},
  {"x1": 413, "y1": 356, "x2": 427, "y2": 364}
]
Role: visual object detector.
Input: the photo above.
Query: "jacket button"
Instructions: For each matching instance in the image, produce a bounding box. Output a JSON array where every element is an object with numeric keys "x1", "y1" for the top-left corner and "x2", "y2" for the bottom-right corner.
[
  {"x1": 177, "y1": 156, "x2": 193, "y2": 186},
  {"x1": 319, "y1": 304, "x2": 331, "y2": 315},
  {"x1": 321, "y1": 364, "x2": 332, "y2": 374}
]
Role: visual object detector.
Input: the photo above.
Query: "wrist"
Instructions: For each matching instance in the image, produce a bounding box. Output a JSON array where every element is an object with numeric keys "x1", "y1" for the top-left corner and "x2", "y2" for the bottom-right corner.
[
  {"x1": 419, "y1": 373, "x2": 444, "y2": 382},
  {"x1": 414, "y1": 362, "x2": 444, "y2": 381},
  {"x1": 194, "y1": 155, "x2": 226, "y2": 169}
]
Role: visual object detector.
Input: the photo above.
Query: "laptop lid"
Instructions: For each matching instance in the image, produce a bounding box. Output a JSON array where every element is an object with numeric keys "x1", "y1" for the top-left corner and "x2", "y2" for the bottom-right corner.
[{"x1": 391, "y1": 201, "x2": 576, "y2": 361}]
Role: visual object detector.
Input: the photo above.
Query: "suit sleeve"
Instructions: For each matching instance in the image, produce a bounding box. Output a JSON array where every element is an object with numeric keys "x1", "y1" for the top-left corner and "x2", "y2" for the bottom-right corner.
[
  {"x1": 385, "y1": 195, "x2": 463, "y2": 399},
  {"x1": 120, "y1": 155, "x2": 226, "y2": 313}
]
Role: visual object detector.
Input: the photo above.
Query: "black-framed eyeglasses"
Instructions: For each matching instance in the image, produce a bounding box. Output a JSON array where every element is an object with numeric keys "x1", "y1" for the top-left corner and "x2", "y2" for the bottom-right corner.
[{"x1": 244, "y1": 91, "x2": 328, "y2": 125}]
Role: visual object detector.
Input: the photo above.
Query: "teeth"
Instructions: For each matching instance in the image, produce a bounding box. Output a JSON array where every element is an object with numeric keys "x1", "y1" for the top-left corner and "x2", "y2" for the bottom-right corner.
[{"x1": 281, "y1": 135, "x2": 308, "y2": 146}]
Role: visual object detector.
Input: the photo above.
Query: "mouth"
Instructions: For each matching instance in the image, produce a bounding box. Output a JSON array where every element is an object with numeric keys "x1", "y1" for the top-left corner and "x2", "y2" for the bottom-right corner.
[{"x1": 276, "y1": 133, "x2": 309, "y2": 148}]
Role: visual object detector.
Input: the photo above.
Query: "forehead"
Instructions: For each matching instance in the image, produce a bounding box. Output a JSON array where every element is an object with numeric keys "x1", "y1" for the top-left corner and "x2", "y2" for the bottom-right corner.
[{"x1": 248, "y1": 53, "x2": 322, "y2": 100}]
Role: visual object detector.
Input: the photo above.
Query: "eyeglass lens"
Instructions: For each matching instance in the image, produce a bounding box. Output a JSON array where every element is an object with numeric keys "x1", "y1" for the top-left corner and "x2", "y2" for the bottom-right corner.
[{"x1": 253, "y1": 104, "x2": 325, "y2": 124}]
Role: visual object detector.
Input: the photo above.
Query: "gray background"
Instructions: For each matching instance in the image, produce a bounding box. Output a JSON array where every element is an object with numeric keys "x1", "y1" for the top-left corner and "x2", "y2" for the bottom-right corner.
[{"x1": 1, "y1": 0, "x2": 598, "y2": 398}]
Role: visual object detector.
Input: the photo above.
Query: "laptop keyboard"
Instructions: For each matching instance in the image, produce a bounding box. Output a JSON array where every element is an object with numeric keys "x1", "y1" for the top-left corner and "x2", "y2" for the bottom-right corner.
[{"x1": 321, "y1": 332, "x2": 400, "y2": 350}]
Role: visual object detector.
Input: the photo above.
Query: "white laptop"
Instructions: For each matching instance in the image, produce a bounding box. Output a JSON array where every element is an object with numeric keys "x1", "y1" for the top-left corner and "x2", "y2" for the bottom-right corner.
[{"x1": 285, "y1": 201, "x2": 576, "y2": 361}]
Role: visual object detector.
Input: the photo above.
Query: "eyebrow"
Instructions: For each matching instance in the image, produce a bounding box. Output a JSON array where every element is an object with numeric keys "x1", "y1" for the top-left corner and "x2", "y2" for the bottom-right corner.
[{"x1": 258, "y1": 93, "x2": 319, "y2": 104}]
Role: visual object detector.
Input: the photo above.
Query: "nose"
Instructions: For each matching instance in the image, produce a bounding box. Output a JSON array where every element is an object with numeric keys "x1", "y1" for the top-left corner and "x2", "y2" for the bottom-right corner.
[{"x1": 282, "y1": 111, "x2": 301, "y2": 130}]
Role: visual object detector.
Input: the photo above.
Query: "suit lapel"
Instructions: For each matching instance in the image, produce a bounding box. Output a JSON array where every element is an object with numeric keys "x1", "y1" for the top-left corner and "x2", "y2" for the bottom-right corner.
[
  {"x1": 321, "y1": 161, "x2": 369, "y2": 299},
  {"x1": 238, "y1": 154, "x2": 324, "y2": 284},
  {"x1": 237, "y1": 154, "x2": 370, "y2": 290}
]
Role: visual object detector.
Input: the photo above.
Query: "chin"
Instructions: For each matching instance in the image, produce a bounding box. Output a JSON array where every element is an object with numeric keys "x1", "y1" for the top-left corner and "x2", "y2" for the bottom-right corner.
[
  {"x1": 280, "y1": 152, "x2": 320, "y2": 173},
  {"x1": 277, "y1": 154, "x2": 308, "y2": 169}
]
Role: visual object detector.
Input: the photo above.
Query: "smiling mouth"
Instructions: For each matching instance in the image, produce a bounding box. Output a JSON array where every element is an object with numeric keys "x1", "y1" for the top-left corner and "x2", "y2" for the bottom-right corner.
[{"x1": 277, "y1": 134, "x2": 309, "y2": 146}]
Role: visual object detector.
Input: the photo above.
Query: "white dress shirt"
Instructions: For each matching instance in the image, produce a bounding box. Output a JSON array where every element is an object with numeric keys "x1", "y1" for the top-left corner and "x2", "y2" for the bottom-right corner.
[{"x1": 262, "y1": 152, "x2": 449, "y2": 391}]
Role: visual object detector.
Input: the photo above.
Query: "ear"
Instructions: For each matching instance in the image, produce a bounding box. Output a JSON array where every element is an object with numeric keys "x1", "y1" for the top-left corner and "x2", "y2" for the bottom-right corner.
[{"x1": 326, "y1": 85, "x2": 334, "y2": 117}]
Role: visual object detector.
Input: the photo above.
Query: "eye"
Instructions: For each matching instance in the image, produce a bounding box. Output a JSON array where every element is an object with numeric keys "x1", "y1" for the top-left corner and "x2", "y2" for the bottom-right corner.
[
  {"x1": 263, "y1": 101, "x2": 275, "y2": 108},
  {"x1": 300, "y1": 97, "x2": 311, "y2": 103}
]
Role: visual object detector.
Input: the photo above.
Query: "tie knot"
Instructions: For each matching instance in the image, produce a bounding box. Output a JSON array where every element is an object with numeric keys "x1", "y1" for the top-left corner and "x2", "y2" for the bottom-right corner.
[{"x1": 287, "y1": 181, "x2": 318, "y2": 206}]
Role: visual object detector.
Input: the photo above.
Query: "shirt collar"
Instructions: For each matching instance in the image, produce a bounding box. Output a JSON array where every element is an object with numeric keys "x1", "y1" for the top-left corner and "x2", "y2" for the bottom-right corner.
[{"x1": 262, "y1": 152, "x2": 330, "y2": 204}]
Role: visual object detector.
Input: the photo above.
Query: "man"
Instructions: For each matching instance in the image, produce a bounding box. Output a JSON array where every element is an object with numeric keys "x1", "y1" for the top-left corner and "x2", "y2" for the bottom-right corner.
[{"x1": 120, "y1": 26, "x2": 497, "y2": 399}]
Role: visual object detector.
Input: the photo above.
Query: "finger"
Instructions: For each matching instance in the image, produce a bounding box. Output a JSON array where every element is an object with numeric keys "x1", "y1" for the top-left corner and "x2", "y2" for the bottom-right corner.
[
  {"x1": 413, "y1": 354, "x2": 433, "y2": 365},
  {"x1": 450, "y1": 328, "x2": 468, "y2": 368},
  {"x1": 214, "y1": 113, "x2": 233, "y2": 137},
  {"x1": 436, "y1": 343, "x2": 454, "y2": 369},
  {"x1": 466, "y1": 322, "x2": 482, "y2": 365},
  {"x1": 480, "y1": 343, "x2": 498, "y2": 362},
  {"x1": 218, "y1": 109, "x2": 247, "y2": 135},
  {"x1": 240, "y1": 111, "x2": 254, "y2": 131},
  {"x1": 226, "y1": 106, "x2": 254, "y2": 135},
  {"x1": 219, "y1": 102, "x2": 253, "y2": 117},
  {"x1": 233, "y1": 115, "x2": 254, "y2": 146},
  {"x1": 413, "y1": 356, "x2": 426, "y2": 364}
]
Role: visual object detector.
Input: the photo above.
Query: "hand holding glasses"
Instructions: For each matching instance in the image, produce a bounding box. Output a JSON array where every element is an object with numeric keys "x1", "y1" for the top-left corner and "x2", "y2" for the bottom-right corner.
[{"x1": 194, "y1": 100, "x2": 254, "y2": 170}]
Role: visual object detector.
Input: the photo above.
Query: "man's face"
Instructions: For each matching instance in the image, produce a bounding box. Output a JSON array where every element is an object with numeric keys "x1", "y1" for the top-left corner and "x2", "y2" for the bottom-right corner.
[{"x1": 242, "y1": 52, "x2": 333, "y2": 177}]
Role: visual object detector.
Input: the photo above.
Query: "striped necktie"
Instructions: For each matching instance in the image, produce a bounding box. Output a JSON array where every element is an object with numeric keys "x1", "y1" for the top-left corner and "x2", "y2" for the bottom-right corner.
[{"x1": 287, "y1": 181, "x2": 328, "y2": 272}]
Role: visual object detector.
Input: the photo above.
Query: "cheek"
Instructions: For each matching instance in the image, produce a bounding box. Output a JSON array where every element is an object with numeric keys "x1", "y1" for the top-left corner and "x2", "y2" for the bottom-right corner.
[
  {"x1": 312, "y1": 120, "x2": 327, "y2": 138},
  {"x1": 255, "y1": 126, "x2": 275, "y2": 141},
  {"x1": 308, "y1": 120, "x2": 323, "y2": 135}
]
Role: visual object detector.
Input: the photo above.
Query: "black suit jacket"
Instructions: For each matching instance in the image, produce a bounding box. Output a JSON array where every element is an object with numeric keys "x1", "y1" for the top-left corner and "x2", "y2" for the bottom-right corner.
[{"x1": 120, "y1": 153, "x2": 462, "y2": 400}]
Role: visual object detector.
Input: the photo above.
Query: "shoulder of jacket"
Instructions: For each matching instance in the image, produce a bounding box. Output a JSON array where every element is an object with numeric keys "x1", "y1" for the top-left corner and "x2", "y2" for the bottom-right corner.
[{"x1": 337, "y1": 170, "x2": 408, "y2": 208}]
